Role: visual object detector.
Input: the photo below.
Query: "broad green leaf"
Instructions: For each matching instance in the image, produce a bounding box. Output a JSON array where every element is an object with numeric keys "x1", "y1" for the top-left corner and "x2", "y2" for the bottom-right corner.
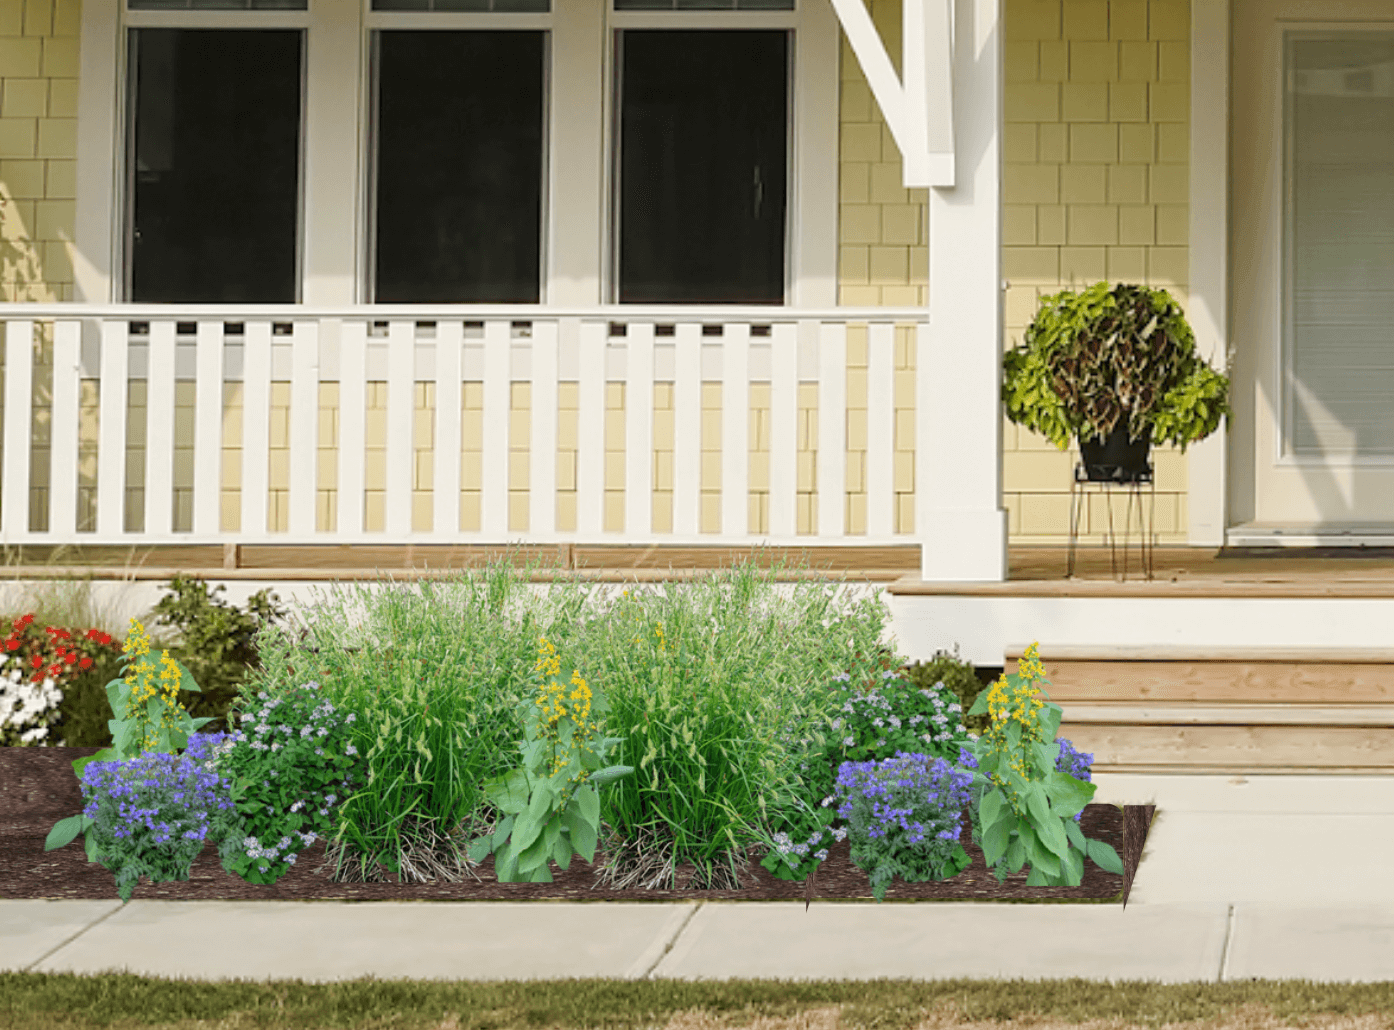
[
  {"x1": 981, "y1": 813, "x2": 1011, "y2": 867},
  {"x1": 1031, "y1": 740, "x2": 1061, "y2": 777},
  {"x1": 1004, "y1": 837, "x2": 1026, "y2": 873},
  {"x1": 551, "y1": 829, "x2": 573, "y2": 870},
  {"x1": 588, "y1": 764, "x2": 634, "y2": 788},
  {"x1": 526, "y1": 863, "x2": 554, "y2": 883},
  {"x1": 104, "y1": 680, "x2": 125, "y2": 717},
  {"x1": 495, "y1": 848, "x2": 520, "y2": 883},
  {"x1": 492, "y1": 814, "x2": 515, "y2": 851},
  {"x1": 176, "y1": 661, "x2": 203, "y2": 694},
  {"x1": 1043, "y1": 770, "x2": 1094, "y2": 820},
  {"x1": 1025, "y1": 829, "x2": 1061, "y2": 877},
  {"x1": 485, "y1": 769, "x2": 530, "y2": 815},
  {"x1": 467, "y1": 836, "x2": 493, "y2": 865},
  {"x1": 515, "y1": 832, "x2": 552, "y2": 874},
  {"x1": 564, "y1": 806, "x2": 598, "y2": 862},
  {"x1": 44, "y1": 814, "x2": 90, "y2": 852},
  {"x1": 1086, "y1": 837, "x2": 1124, "y2": 874},
  {"x1": 980, "y1": 787, "x2": 1003, "y2": 830},
  {"x1": 1059, "y1": 845, "x2": 1084, "y2": 885},
  {"x1": 1027, "y1": 796, "x2": 1071, "y2": 862},
  {"x1": 1063, "y1": 816, "x2": 1088, "y2": 853},
  {"x1": 511, "y1": 811, "x2": 542, "y2": 854},
  {"x1": 573, "y1": 783, "x2": 600, "y2": 828},
  {"x1": 1024, "y1": 864, "x2": 1051, "y2": 886}
]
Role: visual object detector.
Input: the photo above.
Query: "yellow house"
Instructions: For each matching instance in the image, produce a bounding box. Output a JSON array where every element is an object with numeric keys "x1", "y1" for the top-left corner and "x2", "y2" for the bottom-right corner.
[{"x1": 0, "y1": 0, "x2": 1391, "y2": 679}]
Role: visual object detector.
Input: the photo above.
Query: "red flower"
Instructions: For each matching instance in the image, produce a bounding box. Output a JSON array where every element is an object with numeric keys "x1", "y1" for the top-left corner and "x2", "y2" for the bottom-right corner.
[
  {"x1": 86, "y1": 629, "x2": 100, "y2": 640},
  {"x1": 79, "y1": 656, "x2": 93, "y2": 669},
  {"x1": 29, "y1": 654, "x2": 42, "y2": 669},
  {"x1": 21, "y1": 614, "x2": 33, "y2": 625},
  {"x1": 54, "y1": 646, "x2": 66, "y2": 658},
  {"x1": 99, "y1": 633, "x2": 112, "y2": 646},
  {"x1": 64, "y1": 653, "x2": 77, "y2": 665},
  {"x1": 47, "y1": 664, "x2": 61, "y2": 676},
  {"x1": 5, "y1": 639, "x2": 17, "y2": 652}
]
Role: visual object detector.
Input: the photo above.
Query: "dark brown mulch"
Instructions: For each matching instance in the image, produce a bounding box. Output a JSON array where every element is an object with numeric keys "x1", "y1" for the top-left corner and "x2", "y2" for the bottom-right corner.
[{"x1": 1, "y1": 746, "x2": 1154, "y2": 905}]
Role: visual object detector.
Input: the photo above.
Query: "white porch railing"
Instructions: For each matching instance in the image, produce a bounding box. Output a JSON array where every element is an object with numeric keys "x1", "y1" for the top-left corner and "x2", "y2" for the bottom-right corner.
[{"x1": 0, "y1": 304, "x2": 928, "y2": 548}]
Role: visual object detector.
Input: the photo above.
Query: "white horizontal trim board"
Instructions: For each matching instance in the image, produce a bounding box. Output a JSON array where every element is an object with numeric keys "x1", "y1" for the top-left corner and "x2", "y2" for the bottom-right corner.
[{"x1": 0, "y1": 309, "x2": 923, "y2": 549}]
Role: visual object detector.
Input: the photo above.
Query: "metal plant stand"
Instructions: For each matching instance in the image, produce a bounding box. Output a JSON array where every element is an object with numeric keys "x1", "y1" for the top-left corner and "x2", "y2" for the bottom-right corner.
[{"x1": 1066, "y1": 460, "x2": 1156, "y2": 581}]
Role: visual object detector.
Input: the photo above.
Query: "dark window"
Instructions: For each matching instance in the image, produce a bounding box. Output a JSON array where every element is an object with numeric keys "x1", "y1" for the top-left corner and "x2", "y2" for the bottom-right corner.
[
  {"x1": 372, "y1": 32, "x2": 546, "y2": 303},
  {"x1": 617, "y1": 30, "x2": 788, "y2": 304},
  {"x1": 126, "y1": 29, "x2": 303, "y2": 302}
]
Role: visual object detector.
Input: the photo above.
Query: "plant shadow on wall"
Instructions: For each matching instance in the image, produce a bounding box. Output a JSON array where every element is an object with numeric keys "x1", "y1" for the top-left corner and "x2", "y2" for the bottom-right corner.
[{"x1": 0, "y1": 184, "x2": 58, "y2": 302}]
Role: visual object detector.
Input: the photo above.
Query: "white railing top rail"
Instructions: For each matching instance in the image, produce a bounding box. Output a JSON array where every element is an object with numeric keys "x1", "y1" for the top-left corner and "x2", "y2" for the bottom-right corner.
[{"x1": 0, "y1": 303, "x2": 929, "y2": 322}]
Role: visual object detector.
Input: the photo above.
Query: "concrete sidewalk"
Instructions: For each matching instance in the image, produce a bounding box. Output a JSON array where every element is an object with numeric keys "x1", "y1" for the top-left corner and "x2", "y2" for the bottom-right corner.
[{"x1": 3, "y1": 773, "x2": 1393, "y2": 986}]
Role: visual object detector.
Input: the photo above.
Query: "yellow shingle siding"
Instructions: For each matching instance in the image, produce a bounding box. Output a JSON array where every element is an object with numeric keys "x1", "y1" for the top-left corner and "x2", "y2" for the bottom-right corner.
[
  {"x1": 838, "y1": 0, "x2": 1192, "y2": 544},
  {"x1": 0, "y1": 0, "x2": 77, "y2": 302}
]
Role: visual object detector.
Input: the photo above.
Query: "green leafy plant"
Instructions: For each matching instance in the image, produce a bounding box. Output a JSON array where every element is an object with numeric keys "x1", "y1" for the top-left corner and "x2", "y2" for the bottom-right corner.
[
  {"x1": 149, "y1": 576, "x2": 288, "y2": 737},
  {"x1": 958, "y1": 643, "x2": 1124, "y2": 886},
  {"x1": 467, "y1": 636, "x2": 634, "y2": 882},
  {"x1": 213, "y1": 680, "x2": 365, "y2": 885},
  {"x1": 757, "y1": 662, "x2": 974, "y2": 883},
  {"x1": 900, "y1": 645, "x2": 994, "y2": 738},
  {"x1": 1002, "y1": 281, "x2": 1232, "y2": 453},
  {"x1": 43, "y1": 618, "x2": 215, "y2": 864}
]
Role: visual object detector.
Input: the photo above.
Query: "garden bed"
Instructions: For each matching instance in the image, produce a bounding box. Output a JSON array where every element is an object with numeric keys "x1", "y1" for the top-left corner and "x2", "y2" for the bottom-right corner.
[{"x1": 1, "y1": 746, "x2": 1154, "y2": 904}]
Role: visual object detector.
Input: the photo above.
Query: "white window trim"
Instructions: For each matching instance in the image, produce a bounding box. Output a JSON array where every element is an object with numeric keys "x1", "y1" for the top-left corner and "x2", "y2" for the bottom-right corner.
[{"x1": 75, "y1": 0, "x2": 838, "y2": 307}]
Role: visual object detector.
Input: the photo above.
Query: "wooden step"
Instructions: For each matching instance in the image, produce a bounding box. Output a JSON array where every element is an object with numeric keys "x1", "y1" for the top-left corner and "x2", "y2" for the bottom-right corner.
[{"x1": 994, "y1": 645, "x2": 1394, "y2": 774}]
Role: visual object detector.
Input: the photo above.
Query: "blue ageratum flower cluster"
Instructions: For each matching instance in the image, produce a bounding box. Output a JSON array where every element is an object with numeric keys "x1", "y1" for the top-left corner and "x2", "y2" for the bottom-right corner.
[
  {"x1": 831, "y1": 751, "x2": 975, "y2": 901},
  {"x1": 79, "y1": 732, "x2": 243, "y2": 902}
]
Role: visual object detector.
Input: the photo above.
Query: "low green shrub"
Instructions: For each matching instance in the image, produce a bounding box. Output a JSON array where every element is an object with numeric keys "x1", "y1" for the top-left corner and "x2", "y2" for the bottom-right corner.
[
  {"x1": 148, "y1": 576, "x2": 288, "y2": 738},
  {"x1": 898, "y1": 645, "x2": 993, "y2": 738}
]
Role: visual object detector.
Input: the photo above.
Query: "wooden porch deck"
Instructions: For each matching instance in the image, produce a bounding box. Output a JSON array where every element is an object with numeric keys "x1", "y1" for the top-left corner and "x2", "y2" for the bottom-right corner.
[{"x1": 5, "y1": 541, "x2": 1394, "y2": 593}]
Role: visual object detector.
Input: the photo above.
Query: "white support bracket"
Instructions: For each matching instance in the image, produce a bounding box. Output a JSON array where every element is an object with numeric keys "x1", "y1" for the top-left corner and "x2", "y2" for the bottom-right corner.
[{"x1": 825, "y1": 0, "x2": 954, "y2": 187}]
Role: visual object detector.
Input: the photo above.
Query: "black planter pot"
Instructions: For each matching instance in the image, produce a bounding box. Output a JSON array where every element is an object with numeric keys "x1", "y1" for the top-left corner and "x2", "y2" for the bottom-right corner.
[{"x1": 1078, "y1": 422, "x2": 1152, "y2": 483}]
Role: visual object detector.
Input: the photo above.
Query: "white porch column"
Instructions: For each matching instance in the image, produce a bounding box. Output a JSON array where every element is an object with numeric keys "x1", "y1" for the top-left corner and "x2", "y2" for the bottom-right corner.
[
  {"x1": 917, "y1": 0, "x2": 1007, "y2": 582},
  {"x1": 1186, "y1": 0, "x2": 1229, "y2": 547}
]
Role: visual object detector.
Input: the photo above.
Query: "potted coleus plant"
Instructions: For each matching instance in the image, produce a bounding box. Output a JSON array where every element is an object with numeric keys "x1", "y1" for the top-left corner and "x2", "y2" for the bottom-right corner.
[{"x1": 1001, "y1": 282, "x2": 1233, "y2": 482}]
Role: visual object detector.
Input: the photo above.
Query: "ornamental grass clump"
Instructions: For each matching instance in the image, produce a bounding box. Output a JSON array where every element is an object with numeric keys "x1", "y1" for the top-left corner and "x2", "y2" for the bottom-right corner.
[
  {"x1": 564, "y1": 553, "x2": 897, "y2": 890},
  {"x1": 240, "y1": 551, "x2": 607, "y2": 883},
  {"x1": 832, "y1": 751, "x2": 975, "y2": 901},
  {"x1": 78, "y1": 731, "x2": 243, "y2": 903}
]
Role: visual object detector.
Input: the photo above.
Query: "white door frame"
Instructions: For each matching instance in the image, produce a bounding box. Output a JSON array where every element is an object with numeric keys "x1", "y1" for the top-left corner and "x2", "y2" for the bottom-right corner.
[{"x1": 1232, "y1": 0, "x2": 1394, "y2": 532}]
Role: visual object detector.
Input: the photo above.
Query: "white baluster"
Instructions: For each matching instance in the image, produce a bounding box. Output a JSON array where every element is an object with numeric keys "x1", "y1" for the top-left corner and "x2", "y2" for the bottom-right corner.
[
  {"x1": 144, "y1": 321, "x2": 176, "y2": 539},
  {"x1": 817, "y1": 321, "x2": 846, "y2": 540},
  {"x1": 671, "y1": 321, "x2": 700, "y2": 540},
  {"x1": 768, "y1": 321, "x2": 799, "y2": 541},
  {"x1": 432, "y1": 319, "x2": 463, "y2": 538},
  {"x1": 721, "y1": 323, "x2": 750, "y2": 539},
  {"x1": 96, "y1": 321, "x2": 128, "y2": 539},
  {"x1": 480, "y1": 319, "x2": 510, "y2": 539},
  {"x1": 866, "y1": 321, "x2": 896, "y2": 539},
  {"x1": 240, "y1": 322, "x2": 273, "y2": 539},
  {"x1": 192, "y1": 321, "x2": 224, "y2": 538},
  {"x1": 287, "y1": 320, "x2": 320, "y2": 538},
  {"x1": 384, "y1": 320, "x2": 414, "y2": 536},
  {"x1": 625, "y1": 321, "x2": 654, "y2": 539},
  {"x1": 48, "y1": 320, "x2": 81, "y2": 541},
  {"x1": 337, "y1": 320, "x2": 367, "y2": 538},
  {"x1": 529, "y1": 319, "x2": 559, "y2": 540}
]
